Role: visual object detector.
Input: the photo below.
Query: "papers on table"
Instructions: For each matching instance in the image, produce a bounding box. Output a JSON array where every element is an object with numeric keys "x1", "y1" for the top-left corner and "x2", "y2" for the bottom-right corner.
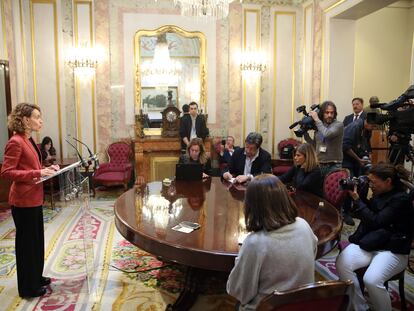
[{"x1": 172, "y1": 221, "x2": 201, "y2": 233}]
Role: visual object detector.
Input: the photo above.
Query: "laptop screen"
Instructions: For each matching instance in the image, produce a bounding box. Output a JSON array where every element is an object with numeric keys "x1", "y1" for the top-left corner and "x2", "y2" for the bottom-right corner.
[{"x1": 175, "y1": 163, "x2": 203, "y2": 181}]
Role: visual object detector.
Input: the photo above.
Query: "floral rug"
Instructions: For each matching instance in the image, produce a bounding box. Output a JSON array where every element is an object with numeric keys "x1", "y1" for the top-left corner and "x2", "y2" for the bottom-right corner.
[{"x1": 0, "y1": 190, "x2": 412, "y2": 311}]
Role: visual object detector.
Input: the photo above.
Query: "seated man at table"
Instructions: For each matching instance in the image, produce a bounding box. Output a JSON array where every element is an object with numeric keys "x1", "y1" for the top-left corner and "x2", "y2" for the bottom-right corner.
[
  {"x1": 227, "y1": 174, "x2": 318, "y2": 310},
  {"x1": 222, "y1": 132, "x2": 272, "y2": 183}
]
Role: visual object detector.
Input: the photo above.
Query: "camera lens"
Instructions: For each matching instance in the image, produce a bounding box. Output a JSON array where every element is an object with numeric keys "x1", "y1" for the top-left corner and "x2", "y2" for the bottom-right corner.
[{"x1": 339, "y1": 178, "x2": 355, "y2": 191}]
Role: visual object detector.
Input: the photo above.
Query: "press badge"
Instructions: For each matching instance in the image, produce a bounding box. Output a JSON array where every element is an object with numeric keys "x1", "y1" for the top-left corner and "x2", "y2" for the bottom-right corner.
[{"x1": 319, "y1": 145, "x2": 327, "y2": 153}]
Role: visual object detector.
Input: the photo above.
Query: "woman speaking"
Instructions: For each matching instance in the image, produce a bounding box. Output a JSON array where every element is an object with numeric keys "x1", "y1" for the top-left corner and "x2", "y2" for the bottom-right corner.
[{"x1": 1, "y1": 103, "x2": 58, "y2": 298}]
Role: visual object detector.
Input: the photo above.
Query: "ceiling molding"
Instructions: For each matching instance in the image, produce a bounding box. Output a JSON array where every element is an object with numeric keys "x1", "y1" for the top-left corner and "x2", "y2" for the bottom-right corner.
[{"x1": 241, "y1": 0, "x2": 306, "y2": 6}]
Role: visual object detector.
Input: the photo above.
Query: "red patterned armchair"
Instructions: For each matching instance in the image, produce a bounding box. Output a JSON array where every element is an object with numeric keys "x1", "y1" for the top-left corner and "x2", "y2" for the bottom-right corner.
[
  {"x1": 92, "y1": 142, "x2": 133, "y2": 190},
  {"x1": 323, "y1": 168, "x2": 350, "y2": 209},
  {"x1": 272, "y1": 138, "x2": 301, "y2": 176}
]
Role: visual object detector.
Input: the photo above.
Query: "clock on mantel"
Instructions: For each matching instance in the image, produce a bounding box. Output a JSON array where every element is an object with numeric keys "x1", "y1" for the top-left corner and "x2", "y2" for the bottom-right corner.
[{"x1": 161, "y1": 90, "x2": 181, "y2": 137}]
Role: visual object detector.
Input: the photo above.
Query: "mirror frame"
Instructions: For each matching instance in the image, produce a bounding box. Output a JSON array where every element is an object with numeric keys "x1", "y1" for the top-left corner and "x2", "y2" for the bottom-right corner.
[{"x1": 134, "y1": 25, "x2": 207, "y2": 136}]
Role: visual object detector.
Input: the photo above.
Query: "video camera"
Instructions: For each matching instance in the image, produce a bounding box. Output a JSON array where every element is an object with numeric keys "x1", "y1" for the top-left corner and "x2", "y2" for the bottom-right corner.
[
  {"x1": 289, "y1": 104, "x2": 320, "y2": 137},
  {"x1": 367, "y1": 85, "x2": 414, "y2": 164},
  {"x1": 367, "y1": 85, "x2": 414, "y2": 135}
]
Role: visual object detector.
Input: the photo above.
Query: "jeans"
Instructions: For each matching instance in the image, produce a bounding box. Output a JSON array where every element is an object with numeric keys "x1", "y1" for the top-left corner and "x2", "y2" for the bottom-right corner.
[{"x1": 336, "y1": 243, "x2": 407, "y2": 311}]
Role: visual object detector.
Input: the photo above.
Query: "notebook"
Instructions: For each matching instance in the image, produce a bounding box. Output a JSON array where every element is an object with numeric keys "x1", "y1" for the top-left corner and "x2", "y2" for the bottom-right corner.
[{"x1": 175, "y1": 163, "x2": 203, "y2": 181}]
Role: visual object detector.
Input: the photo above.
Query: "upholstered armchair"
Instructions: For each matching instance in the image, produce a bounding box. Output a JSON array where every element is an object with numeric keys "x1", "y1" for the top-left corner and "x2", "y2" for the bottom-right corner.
[
  {"x1": 92, "y1": 142, "x2": 133, "y2": 190},
  {"x1": 272, "y1": 138, "x2": 301, "y2": 176},
  {"x1": 323, "y1": 168, "x2": 350, "y2": 209}
]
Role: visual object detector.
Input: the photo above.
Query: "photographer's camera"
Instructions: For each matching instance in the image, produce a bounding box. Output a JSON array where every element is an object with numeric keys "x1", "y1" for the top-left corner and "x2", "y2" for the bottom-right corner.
[{"x1": 339, "y1": 175, "x2": 369, "y2": 191}]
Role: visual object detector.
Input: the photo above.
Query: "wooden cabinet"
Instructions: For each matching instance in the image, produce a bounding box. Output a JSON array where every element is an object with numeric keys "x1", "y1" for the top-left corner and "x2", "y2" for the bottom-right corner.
[
  {"x1": 135, "y1": 136, "x2": 211, "y2": 182},
  {"x1": 370, "y1": 130, "x2": 389, "y2": 164}
]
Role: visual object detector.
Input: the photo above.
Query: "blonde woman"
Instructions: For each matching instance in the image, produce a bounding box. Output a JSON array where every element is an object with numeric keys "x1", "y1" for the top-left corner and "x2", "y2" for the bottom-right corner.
[
  {"x1": 279, "y1": 143, "x2": 323, "y2": 196},
  {"x1": 178, "y1": 138, "x2": 211, "y2": 178}
]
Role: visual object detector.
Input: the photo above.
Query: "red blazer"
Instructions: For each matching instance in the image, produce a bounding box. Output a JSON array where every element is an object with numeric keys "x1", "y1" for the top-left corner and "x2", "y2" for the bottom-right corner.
[{"x1": 0, "y1": 134, "x2": 43, "y2": 207}]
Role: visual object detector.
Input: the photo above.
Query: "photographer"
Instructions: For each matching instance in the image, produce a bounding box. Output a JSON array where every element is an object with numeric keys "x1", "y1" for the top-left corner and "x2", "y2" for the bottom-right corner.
[
  {"x1": 304, "y1": 101, "x2": 344, "y2": 176},
  {"x1": 336, "y1": 163, "x2": 413, "y2": 311}
]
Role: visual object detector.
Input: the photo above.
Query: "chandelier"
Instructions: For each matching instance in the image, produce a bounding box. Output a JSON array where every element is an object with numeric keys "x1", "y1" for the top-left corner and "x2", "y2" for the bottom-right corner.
[
  {"x1": 141, "y1": 34, "x2": 182, "y2": 88},
  {"x1": 173, "y1": 0, "x2": 237, "y2": 20},
  {"x1": 240, "y1": 49, "x2": 267, "y2": 80}
]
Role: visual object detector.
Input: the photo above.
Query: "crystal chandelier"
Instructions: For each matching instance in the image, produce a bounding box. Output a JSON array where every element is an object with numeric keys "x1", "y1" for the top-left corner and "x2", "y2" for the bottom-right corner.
[
  {"x1": 173, "y1": 0, "x2": 237, "y2": 20},
  {"x1": 141, "y1": 34, "x2": 182, "y2": 88}
]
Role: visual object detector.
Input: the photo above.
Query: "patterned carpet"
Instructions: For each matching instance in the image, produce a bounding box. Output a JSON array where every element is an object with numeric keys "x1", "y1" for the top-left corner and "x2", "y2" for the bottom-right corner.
[{"x1": 0, "y1": 188, "x2": 412, "y2": 311}]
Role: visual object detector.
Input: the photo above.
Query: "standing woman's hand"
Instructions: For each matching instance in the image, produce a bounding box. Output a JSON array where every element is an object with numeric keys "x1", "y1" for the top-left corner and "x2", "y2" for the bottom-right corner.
[
  {"x1": 50, "y1": 164, "x2": 60, "y2": 171},
  {"x1": 40, "y1": 167, "x2": 57, "y2": 177}
]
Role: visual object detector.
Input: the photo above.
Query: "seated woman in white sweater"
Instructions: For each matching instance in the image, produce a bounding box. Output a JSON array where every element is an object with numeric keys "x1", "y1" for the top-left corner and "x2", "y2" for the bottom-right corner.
[{"x1": 226, "y1": 174, "x2": 318, "y2": 310}]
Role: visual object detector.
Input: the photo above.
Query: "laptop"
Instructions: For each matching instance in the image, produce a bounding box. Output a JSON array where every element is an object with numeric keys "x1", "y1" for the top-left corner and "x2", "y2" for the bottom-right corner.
[{"x1": 175, "y1": 163, "x2": 203, "y2": 181}]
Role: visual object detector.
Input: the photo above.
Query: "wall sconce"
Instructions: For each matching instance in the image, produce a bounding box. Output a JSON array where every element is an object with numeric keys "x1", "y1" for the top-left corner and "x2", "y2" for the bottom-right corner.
[
  {"x1": 240, "y1": 49, "x2": 267, "y2": 80},
  {"x1": 67, "y1": 44, "x2": 101, "y2": 78}
]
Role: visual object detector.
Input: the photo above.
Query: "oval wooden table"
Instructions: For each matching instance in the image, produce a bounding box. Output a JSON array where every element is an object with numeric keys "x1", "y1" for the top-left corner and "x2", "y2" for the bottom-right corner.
[{"x1": 114, "y1": 177, "x2": 342, "y2": 310}]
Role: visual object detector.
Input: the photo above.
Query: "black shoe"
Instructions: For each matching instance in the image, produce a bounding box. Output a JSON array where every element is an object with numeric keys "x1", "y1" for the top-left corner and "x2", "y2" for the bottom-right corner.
[
  {"x1": 20, "y1": 287, "x2": 46, "y2": 298},
  {"x1": 40, "y1": 277, "x2": 51, "y2": 286},
  {"x1": 343, "y1": 213, "x2": 355, "y2": 226}
]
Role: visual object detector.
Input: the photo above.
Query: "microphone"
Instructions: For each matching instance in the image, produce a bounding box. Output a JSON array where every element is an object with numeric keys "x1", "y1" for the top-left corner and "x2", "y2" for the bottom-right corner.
[
  {"x1": 65, "y1": 138, "x2": 88, "y2": 168},
  {"x1": 71, "y1": 137, "x2": 99, "y2": 169}
]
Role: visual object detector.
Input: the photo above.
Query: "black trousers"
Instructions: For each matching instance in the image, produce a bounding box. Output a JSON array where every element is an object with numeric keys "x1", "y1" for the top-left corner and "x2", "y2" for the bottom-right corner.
[{"x1": 11, "y1": 206, "x2": 45, "y2": 295}]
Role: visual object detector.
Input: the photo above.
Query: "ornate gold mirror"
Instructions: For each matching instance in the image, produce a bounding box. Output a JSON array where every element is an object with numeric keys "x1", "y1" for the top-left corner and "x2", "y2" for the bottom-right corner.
[{"x1": 134, "y1": 25, "x2": 207, "y2": 136}]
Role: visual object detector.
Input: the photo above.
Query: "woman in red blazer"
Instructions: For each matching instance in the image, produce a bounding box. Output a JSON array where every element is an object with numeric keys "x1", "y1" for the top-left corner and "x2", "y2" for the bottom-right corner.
[{"x1": 1, "y1": 103, "x2": 58, "y2": 298}]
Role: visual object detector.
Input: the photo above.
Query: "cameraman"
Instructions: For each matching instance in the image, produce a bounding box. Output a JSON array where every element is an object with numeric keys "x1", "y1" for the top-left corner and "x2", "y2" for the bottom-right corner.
[
  {"x1": 341, "y1": 118, "x2": 375, "y2": 225},
  {"x1": 304, "y1": 101, "x2": 344, "y2": 176},
  {"x1": 336, "y1": 163, "x2": 413, "y2": 311},
  {"x1": 342, "y1": 119, "x2": 375, "y2": 177}
]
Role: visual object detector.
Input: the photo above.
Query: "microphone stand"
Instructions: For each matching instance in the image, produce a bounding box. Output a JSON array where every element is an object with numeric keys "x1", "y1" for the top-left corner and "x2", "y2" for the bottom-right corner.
[
  {"x1": 72, "y1": 137, "x2": 99, "y2": 170},
  {"x1": 65, "y1": 138, "x2": 88, "y2": 168},
  {"x1": 70, "y1": 137, "x2": 98, "y2": 197}
]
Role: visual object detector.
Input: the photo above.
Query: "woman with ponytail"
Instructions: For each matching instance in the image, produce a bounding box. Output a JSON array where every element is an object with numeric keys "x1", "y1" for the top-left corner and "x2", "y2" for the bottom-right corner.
[{"x1": 336, "y1": 162, "x2": 413, "y2": 311}]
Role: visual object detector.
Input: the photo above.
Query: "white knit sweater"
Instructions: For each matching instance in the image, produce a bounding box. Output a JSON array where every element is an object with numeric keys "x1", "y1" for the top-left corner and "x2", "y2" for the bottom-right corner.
[{"x1": 226, "y1": 217, "x2": 318, "y2": 310}]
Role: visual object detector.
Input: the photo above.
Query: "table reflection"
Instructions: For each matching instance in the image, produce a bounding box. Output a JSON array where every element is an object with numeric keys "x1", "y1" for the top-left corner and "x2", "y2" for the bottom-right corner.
[{"x1": 115, "y1": 178, "x2": 341, "y2": 272}]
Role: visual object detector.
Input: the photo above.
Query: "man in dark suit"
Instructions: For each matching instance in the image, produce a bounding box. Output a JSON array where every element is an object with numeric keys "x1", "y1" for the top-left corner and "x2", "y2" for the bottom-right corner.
[
  {"x1": 343, "y1": 97, "x2": 366, "y2": 127},
  {"x1": 222, "y1": 132, "x2": 272, "y2": 184},
  {"x1": 218, "y1": 135, "x2": 239, "y2": 166},
  {"x1": 179, "y1": 102, "x2": 209, "y2": 149}
]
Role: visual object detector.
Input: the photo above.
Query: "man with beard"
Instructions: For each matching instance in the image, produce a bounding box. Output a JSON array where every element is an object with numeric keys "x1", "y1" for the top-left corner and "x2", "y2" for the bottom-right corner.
[
  {"x1": 222, "y1": 132, "x2": 272, "y2": 184},
  {"x1": 304, "y1": 101, "x2": 344, "y2": 177}
]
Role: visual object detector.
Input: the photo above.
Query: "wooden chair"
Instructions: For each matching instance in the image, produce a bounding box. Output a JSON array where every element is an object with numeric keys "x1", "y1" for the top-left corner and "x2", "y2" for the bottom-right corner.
[
  {"x1": 256, "y1": 280, "x2": 353, "y2": 311},
  {"x1": 338, "y1": 240, "x2": 407, "y2": 311}
]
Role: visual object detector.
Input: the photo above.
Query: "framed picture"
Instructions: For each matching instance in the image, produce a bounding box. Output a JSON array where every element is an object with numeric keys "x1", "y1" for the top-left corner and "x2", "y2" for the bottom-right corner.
[{"x1": 141, "y1": 87, "x2": 178, "y2": 112}]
